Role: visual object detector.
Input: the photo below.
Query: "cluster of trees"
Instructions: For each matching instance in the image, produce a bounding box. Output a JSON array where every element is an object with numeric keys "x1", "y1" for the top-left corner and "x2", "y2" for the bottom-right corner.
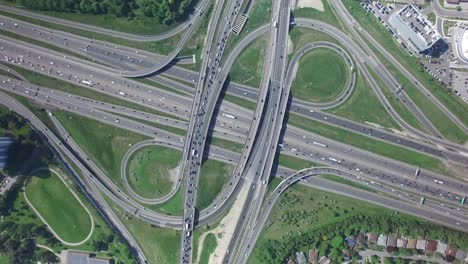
[
  {"x1": 0, "y1": 221, "x2": 59, "y2": 263},
  {"x1": 0, "y1": 109, "x2": 52, "y2": 175},
  {"x1": 13, "y1": 0, "x2": 193, "y2": 24},
  {"x1": 255, "y1": 215, "x2": 468, "y2": 264}
]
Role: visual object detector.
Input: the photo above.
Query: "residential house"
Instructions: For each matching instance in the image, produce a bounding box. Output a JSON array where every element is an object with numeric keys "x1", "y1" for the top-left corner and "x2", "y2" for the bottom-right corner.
[
  {"x1": 446, "y1": 246, "x2": 458, "y2": 262},
  {"x1": 455, "y1": 249, "x2": 466, "y2": 262},
  {"x1": 426, "y1": 240, "x2": 438, "y2": 252},
  {"x1": 386, "y1": 235, "x2": 397, "y2": 253},
  {"x1": 357, "y1": 232, "x2": 365, "y2": 246},
  {"x1": 367, "y1": 233, "x2": 378, "y2": 244},
  {"x1": 296, "y1": 252, "x2": 307, "y2": 264},
  {"x1": 308, "y1": 249, "x2": 318, "y2": 264},
  {"x1": 345, "y1": 236, "x2": 357, "y2": 249},
  {"x1": 318, "y1": 256, "x2": 331, "y2": 264},
  {"x1": 406, "y1": 238, "x2": 417, "y2": 249},
  {"x1": 416, "y1": 239, "x2": 427, "y2": 252},
  {"x1": 397, "y1": 238, "x2": 408, "y2": 248},
  {"x1": 288, "y1": 259, "x2": 297, "y2": 264},
  {"x1": 342, "y1": 250, "x2": 351, "y2": 261},
  {"x1": 437, "y1": 241, "x2": 448, "y2": 254},
  {"x1": 65, "y1": 250, "x2": 111, "y2": 264},
  {"x1": 377, "y1": 235, "x2": 387, "y2": 247}
]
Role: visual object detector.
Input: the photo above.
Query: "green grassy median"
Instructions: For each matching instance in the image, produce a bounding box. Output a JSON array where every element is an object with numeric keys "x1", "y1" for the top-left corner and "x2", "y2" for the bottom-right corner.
[
  {"x1": 287, "y1": 113, "x2": 447, "y2": 175},
  {"x1": 230, "y1": 33, "x2": 269, "y2": 88},
  {"x1": 54, "y1": 111, "x2": 149, "y2": 187},
  {"x1": 196, "y1": 159, "x2": 233, "y2": 210},
  {"x1": 291, "y1": 48, "x2": 348, "y2": 103},
  {"x1": 26, "y1": 170, "x2": 92, "y2": 243},
  {"x1": 127, "y1": 146, "x2": 181, "y2": 199}
]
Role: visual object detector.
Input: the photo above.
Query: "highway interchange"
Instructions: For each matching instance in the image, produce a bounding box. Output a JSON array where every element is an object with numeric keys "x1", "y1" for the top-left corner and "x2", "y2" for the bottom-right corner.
[{"x1": 0, "y1": 0, "x2": 467, "y2": 263}]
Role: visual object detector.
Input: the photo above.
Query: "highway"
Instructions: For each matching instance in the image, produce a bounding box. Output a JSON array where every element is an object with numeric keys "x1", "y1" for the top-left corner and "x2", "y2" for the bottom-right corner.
[
  {"x1": 0, "y1": 3, "x2": 200, "y2": 41},
  {"x1": 236, "y1": 167, "x2": 468, "y2": 263},
  {"x1": 331, "y1": 0, "x2": 468, "y2": 135},
  {"x1": 224, "y1": 1, "x2": 292, "y2": 262},
  {"x1": 1, "y1": 13, "x2": 466, "y2": 159},
  {"x1": 0, "y1": 91, "x2": 150, "y2": 263},
  {"x1": 1, "y1": 71, "x2": 468, "y2": 208},
  {"x1": 0, "y1": 1, "x2": 468, "y2": 263}
]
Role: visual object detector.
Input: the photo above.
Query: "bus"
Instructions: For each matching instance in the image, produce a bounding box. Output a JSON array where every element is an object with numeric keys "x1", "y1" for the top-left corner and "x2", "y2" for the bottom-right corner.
[
  {"x1": 420, "y1": 197, "x2": 425, "y2": 205},
  {"x1": 461, "y1": 197, "x2": 466, "y2": 205}
]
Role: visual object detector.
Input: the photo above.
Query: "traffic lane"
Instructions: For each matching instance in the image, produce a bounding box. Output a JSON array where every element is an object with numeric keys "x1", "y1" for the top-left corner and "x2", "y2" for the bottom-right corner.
[{"x1": 3, "y1": 76, "x2": 465, "y2": 205}]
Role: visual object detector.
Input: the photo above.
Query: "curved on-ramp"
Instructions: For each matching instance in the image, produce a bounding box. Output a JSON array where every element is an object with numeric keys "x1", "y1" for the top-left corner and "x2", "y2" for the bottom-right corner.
[
  {"x1": 120, "y1": 140, "x2": 184, "y2": 204},
  {"x1": 24, "y1": 168, "x2": 95, "y2": 247},
  {"x1": 287, "y1": 41, "x2": 356, "y2": 109}
]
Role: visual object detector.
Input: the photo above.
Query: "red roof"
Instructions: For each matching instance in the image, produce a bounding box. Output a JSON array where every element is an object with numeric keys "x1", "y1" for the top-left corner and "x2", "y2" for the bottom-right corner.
[{"x1": 426, "y1": 240, "x2": 438, "y2": 252}]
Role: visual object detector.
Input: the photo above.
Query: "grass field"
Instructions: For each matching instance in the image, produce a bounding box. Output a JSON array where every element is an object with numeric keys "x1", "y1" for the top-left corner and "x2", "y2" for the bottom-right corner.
[
  {"x1": 54, "y1": 111, "x2": 149, "y2": 188},
  {"x1": 291, "y1": 48, "x2": 348, "y2": 103},
  {"x1": 196, "y1": 159, "x2": 233, "y2": 210},
  {"x1": 326, "y1": 69, "x2": 400, "y2": 129},
  {"x1": 4, "y1": 63, "x2": 179, "y2": 120},
  {"x1": 209, "y1": 137, "x2": 244, "y2": 153},
  {"x1": 127, "y1": 146, "x2": 181, "y2": 199},
  {"x1": 287, "y1": 113, "x2": 449, "y2": 175},
  {"x1": 342, "y1": 0, "x2": 468, "y2": 143},
  {"x1": 26, "y1": 170, "x2": 92, "y2": 243},
  {"x1": 289, "y1": 27, "x2": 338, "y2": 55},
  {"x1": 248, "y1": 182, "x2": 399, "y2": 264},
  {"x1": 321, "y1": 174, "x2": 374, "y2": 192},
  {"x1": 179, "y1": 2, "x2": 213, "y2": 71},
  {"x1": 365, "y1": 65, "x2": 426, "y2": 132},
  {"x1": 199, "y1": 233, "x2": 217, "y2": 264},
  {"x1": 293, "y1": 0, "x2": 342, "y2": 29},
  {"x1": 277, "y1": 154, "x2": 320, "y2": 171},
  {"x1": 147, "y1": 184, "x2": 185, "y2": 216},
  {"x1": 105, "y1": 195, "x2": 180, "y2": 264},
  {"x1": 223, "y1": 94, "x2": 256, "y2": 110},
  {"x1": 229, "y1": 33, "x2": 268, "y2": 88}
]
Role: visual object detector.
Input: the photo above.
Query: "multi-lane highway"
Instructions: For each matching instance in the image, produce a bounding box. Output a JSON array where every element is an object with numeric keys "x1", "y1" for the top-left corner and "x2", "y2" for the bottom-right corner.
[{"x1": 0, "y1": 1, "x2": 467, "y2": 263}]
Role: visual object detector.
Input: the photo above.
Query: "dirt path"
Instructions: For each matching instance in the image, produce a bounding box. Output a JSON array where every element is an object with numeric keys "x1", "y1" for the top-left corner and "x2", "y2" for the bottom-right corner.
[
  {"x1": 194, "y1": 182, "x2": 252, "y2": 264},
  {"x1": 295, "y1": 0, "x2": 324, "y2": 11}
]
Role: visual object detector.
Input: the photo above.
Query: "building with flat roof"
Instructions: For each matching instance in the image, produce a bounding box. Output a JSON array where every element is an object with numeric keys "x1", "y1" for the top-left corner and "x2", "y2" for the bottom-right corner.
[
  {"x1": 397, "y1": 238, "x2": 408, "y2": 248},
  {"x1": 388, "y1": 4, "x2": 441, "y2": 54},
  {"x1": 437, "y1": 241, "x2": 448, "y2": 254},
  {"x1": 296, "y1": 252, "x2": 307, "y2": 264},
  {"x1": 0, "y1": 137, "x2": 12, "y2": 169},
  {"x1": 308, "y1": 249, "x2": 318, "y2": 264},
  {"x1": 416, "y1": 239, "x2": 427, "y2": 252},
  {"x1": 377, "y1": 235, "x2": 388, "y2": 247},
  {"x1": 64, "y1": 250, "x2": 111, "y2": 264}
]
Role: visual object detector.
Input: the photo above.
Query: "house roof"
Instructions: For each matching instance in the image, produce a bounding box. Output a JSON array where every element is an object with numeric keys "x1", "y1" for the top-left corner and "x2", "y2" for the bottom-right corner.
[
  {"x1": 377, "y1": 235, "x2": 388, "y2": 246},
  {"x1": 406, "y1": 239, "x2": 417, "y2": 249},
  {"x1": 309, "y1": 249, "x2": 318, "y2": 263},
  {"x1": 357, "y1": 232, "x2": 365, "y2": 244},
  {"x1": 387, "y1": 235, "x2": 397, "y2": 247},
  {"x1": 437, "y1": 241, "x2": 448, "y2": 254},
  {"x1": 456, "y1": 249, "x2": 466, "y2": 261},
  {"x1": 368, "y1": 233, "x2": 378, "y2": 243},
  {"x1": 397, "y1": 239, "x2": 408, "y2": 248},
  {"x1": 416, "y1": 239, "x2": 427, "y2": 251},
  {"x1": 446, "y1": 246, "x2": 458, "y2": 257},
  {"x1": 426, "y1": 240, "x2": 438, "y2": 252}
]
